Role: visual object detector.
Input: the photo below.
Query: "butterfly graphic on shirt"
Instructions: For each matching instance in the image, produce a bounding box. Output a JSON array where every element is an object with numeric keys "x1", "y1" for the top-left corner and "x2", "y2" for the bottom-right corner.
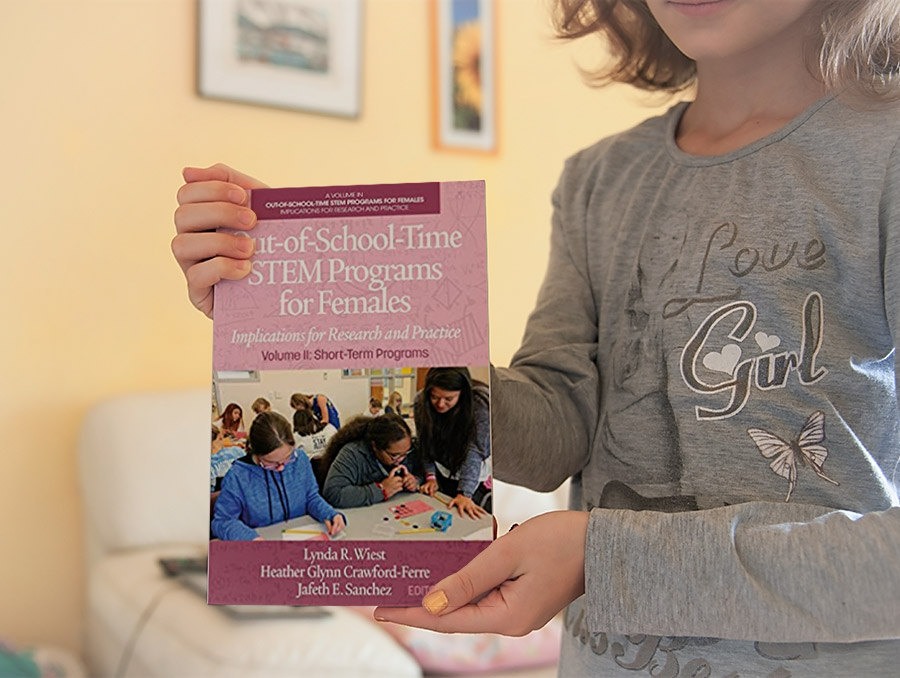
[{"x1": 746, "y1": 410, "x2": 839, "y2": 502}]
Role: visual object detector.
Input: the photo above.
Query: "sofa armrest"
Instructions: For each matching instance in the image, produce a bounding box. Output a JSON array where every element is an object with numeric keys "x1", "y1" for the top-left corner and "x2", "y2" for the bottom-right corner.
[{"x1": 78, "y1": 389, "x2": 211, "y2": 558}]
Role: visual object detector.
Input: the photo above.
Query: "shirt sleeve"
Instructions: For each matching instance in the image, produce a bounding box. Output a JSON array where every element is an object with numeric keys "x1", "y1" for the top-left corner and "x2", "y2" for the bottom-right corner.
[
  {"x1": 422, "y1": 456, "x2": 436, "y2": 479},
  {"x1": 584, "y1": 501, "x2": 900, "y2": 642},
  {"x1": 405, "y1": 447, "x2": 429, "y2": 485},
  {"x1": 322, "y1": 447, "x2": 384, "y2": 508},
  {"x1": 211, "y1": 472, "x2": 259, "y2": 541},
  {"x1": 413, "y1": 391, "x2": 438, "y2": 479},
  {"x1": 297, "y1": 454, "x2": 341, "y2": 523},
  {"x1": 457, "y1": 395, "x2": 491, "y2": 497},
  {"x1": 492, "y1": 158, "x2": 600, "y2": 491}
]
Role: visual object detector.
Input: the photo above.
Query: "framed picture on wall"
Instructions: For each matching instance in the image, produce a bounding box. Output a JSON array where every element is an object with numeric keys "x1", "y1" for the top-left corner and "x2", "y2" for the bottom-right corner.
[
  {"x1": 198, "y1": 0, "x2": 362, "y2": 117},
  {"x1": 431, "y1": 0, "x2": 496, "y2": 152}
]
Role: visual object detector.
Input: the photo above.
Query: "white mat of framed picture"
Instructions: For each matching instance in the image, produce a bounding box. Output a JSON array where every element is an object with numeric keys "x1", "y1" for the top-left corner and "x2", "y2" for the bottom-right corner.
[
  {"x1": 198, "y1": 0, "x2": 362, "y2": 117},
  {"x1": 432, "y1": 0, "x2": 497, "y2": 152}
]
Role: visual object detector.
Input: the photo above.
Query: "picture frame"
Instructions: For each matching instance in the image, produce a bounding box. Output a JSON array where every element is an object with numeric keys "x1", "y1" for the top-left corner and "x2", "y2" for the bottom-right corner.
[
  {"x1": 431, "y1": 0, "x2": 497, "y2": 152},
  {"x1": 198, "y1": 0, "x2": 362, "y2": 117}
]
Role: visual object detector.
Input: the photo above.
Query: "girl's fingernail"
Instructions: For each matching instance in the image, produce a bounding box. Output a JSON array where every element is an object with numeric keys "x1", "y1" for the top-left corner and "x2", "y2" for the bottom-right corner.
[
  {"x1": 423, "y1": 590, "x2": 448, "y2": 615},
  {"x1": 228, "y1": 188, "x2": 247, "y2": 205},
  {"x1": 238, "y1": 209, "x2": 255, "y2": 226},
  {"x1": 374, "y1": 614, "x2": 387, "y2": 622}
]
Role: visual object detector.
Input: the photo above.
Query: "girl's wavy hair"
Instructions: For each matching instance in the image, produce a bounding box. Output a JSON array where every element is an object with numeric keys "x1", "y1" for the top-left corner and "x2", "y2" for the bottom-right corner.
[
  {"x1": 415, "y1": 367, "x2": 489, "y2": 475},
  {"x1": 290, "y1": 393, "x2": 312, "y2": 410},
  {"x1": 311, "y1": 414, "x2": 413, "y2": 488},
  {"x1": 293, "y1": 408, "x2": 326, "y2": 437},
  {"x1": 553, "y1": 0, "x2": 900, "y2": 101},
  {"x1": 216, "y1": 402, "x2": 244, "y2": 433}
]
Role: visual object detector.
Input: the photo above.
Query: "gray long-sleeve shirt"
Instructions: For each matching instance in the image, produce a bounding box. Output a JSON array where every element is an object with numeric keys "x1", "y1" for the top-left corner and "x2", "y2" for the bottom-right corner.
[
  {"x1": 492, "y1": 95, "x2": 900, "y2": 676},
  {"x1": 322, "y1": 438, "x2": 426, "y2": 508}
]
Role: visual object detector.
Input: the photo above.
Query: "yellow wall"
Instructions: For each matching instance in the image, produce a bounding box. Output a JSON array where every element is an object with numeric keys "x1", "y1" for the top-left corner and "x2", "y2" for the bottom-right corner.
[{"x1": 0, "y1": 0, "x2": 670, "y2": 656}]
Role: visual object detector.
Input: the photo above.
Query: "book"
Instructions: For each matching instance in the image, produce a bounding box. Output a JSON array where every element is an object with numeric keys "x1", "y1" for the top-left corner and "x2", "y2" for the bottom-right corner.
[{"x1": 209, "y1": 181, "x2": 491, "y2": 606}]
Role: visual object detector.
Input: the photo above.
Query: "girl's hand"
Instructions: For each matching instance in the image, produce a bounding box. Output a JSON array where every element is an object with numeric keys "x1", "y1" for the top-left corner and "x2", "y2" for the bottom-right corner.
[
  {"x1": 401, "y1": 471, "x2": 419, "y2": 492},
  {"x1": 420, "y1": 478, "x2": 438, "y2": 496},
  {"x1": 380, "y1": 474, "x2": 405, "y2": 499},
  {"x1": 448, "y1": 493, "x2": 487, "y2": 519},
  {"x1": 325, "y1": 514, "x2": 346, "y2": 535},
  {"x1": 374, "y1": 511, "x2": 588, "y2": 635},
  {"x1": 172, "y1": 164, "x2": 268, "y2": 318}
]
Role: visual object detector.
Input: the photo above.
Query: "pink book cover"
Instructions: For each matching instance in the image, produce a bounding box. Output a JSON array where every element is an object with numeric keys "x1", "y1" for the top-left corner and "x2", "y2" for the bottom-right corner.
[{"x1": 209, "y1": 181, "x2": 491, "y2": 606}]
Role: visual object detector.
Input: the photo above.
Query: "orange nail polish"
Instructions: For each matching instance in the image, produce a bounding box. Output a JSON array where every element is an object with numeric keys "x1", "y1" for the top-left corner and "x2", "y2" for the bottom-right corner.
[{"x1": 423, "y1": 590, "x2": 448, "y2": 615}]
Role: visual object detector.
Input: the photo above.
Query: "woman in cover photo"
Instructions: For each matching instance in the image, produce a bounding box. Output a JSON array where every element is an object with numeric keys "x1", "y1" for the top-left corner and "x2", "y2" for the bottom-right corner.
[
  {"x1": 415, "y1": 367, "x2": 491, "y2": 519},
  {"x1": 212, "y1": 411, "x2": 345, "y2": 541},
  {"x1": 214, "y1": 402, "x2": 246, "y2": 439},
  {"x1": 364, "y1": 397, "x2": 385, "y2": 418},
  {"x1": 385, "y1": 391, "x2": 404, "y2": 416},
  {"x1": 291, "y1": 391, "x2": 342, "y2": 429}
]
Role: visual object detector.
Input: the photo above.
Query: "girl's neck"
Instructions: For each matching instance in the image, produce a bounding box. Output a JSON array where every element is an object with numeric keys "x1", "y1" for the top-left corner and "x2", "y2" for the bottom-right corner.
[{"x1": 677, "y1": 33, "x2": 828, "y2": 156}]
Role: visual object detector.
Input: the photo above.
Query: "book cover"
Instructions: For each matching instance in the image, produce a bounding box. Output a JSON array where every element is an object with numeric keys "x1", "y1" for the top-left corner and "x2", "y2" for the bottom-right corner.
[{"x1": 209, "y1": 181, "x2": 491, "y2": 605}]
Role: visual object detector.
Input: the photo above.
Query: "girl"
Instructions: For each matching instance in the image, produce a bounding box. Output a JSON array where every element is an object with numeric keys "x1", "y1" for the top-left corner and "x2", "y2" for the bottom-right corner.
[
  {"x1": 364, "y1": 397, "x2": 384, "y2": 417},
  {"x1": 173, "y1": 1, "x2": 900, "y2": 673},
  {"x1": 293, "y1": 408, "x2": 337, "y2": 458},
  {"x1": 320, "y1": 414, "x2": 425, "y2": 509},
  {"x1": 291, "y1": 392, "x2": 341, "y2": 429},
  {"x1": 215, "y1": 402, "x2": 245, "y2": 438},
  {"x1": 212, "y1": 411, "x2": 345, "y2": 541},
  {"x1": 210, "y1": 424, "x2": 244, "y2": 492},
  {"x1": 385, "y1": 391, "x2": 403, "y2": 416},
  {"x1": 415, "y1": 367, "x2": 490, "y2": 519},
  {"x1": 374, "y1": 2, "x2": 900, "y2": 676},
  {"x1": 250, "y1": 397, "x2": 271, "y2": 415}
]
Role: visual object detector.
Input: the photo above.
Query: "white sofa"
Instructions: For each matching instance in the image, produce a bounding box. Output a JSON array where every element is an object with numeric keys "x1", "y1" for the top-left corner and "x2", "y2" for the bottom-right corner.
[{"x1": 78, "y1": 389, "x2": 564, "y2": 677}]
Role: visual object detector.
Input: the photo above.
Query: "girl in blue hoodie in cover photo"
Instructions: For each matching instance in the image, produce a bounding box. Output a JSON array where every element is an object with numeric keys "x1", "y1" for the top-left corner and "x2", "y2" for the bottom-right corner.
[{"x1": 211, "y1": 411, "x2": 346, "y2": 541}]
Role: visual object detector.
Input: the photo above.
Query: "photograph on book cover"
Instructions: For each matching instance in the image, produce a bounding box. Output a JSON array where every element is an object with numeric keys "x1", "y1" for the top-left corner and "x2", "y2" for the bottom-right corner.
[
  {"x1": 210, "y1": 365, "x2": 493, "y2": 543},
  {"x1": 209, "y1": 180, "x2": 490, "y2": 605},
  {"x1": 431, "y1": 0, "x2": 496, "y2": 151},
  {"x1": 197, "y1": 0, "x2": 362, "y2": 117}
]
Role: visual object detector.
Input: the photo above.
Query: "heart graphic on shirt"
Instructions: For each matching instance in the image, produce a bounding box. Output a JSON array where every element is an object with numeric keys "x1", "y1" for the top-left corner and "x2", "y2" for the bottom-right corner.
[
  {"x1": 702, "y1": 344, "x2": 742, "y2": 375},
  {"x1": 755, "y1": 332, "x2": 781, "y2": 352}
]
